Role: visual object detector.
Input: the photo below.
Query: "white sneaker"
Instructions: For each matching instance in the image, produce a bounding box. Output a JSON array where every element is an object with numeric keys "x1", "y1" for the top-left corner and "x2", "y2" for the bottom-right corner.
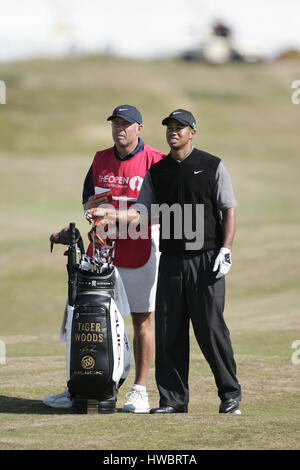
[
  {"x1": 122, "y1": 386, "x2": 150, "y2": 413},
  {"x1": 42, "y1": 388, "x2": 72, "y2": 408}
]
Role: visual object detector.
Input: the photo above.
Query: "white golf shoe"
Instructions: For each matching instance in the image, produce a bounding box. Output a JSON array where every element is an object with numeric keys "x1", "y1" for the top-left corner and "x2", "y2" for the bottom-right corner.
[
  {"x1": 122, "y1": 385, "x2": 150, "y2": 413},
  {"x1": 42, "y1": 388, "x2": 72, "y2": 408}
]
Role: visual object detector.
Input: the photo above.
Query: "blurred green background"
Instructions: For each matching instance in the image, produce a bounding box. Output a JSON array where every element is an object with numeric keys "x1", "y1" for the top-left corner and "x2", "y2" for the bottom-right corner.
[
  {"x1": 0, "y1": 55, "x2": 300, "y2": 450},
  {"x1": 1, "y1": 55, "x2": 299, "y2": 335}
]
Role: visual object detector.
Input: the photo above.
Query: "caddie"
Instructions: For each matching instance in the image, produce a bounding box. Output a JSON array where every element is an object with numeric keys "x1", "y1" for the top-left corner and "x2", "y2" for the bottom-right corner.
[{"x1": 43, "y1": 105, "x2": 164, "y2": 413}]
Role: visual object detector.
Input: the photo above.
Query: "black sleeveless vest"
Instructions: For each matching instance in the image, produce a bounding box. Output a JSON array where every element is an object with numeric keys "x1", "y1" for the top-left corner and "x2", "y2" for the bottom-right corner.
[{"x1": 149, "y1": 148, "x2": 223, "y2": 253}]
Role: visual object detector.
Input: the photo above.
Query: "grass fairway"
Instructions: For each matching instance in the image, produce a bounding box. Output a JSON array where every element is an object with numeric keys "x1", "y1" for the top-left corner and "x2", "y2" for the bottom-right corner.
[{"x1": 0, "y1": 55, "x2": 300, "y2": 451}]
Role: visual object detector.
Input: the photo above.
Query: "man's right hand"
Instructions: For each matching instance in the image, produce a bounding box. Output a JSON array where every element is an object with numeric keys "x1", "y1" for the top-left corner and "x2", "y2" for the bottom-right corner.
[
  {"x1": 85, "y1": 206, "x2": 110, "y2": 223},
  {"x1": 84, "y1": 194, "x2": 110, "y2": 210}
]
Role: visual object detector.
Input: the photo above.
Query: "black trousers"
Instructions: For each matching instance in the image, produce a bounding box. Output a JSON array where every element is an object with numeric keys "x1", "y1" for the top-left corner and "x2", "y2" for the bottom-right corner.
[{"x1": 154, "y1": 251, "x2": 241, "y2": 409}]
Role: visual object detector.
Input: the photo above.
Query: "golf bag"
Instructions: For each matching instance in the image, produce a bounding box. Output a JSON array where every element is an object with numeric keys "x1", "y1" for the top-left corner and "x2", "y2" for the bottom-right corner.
[{"x1": 66, "y1": 222, "x2": 131, "y2": 414}]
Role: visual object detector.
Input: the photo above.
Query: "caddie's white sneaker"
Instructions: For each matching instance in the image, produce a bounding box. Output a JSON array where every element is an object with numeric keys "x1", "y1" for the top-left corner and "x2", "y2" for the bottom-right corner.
[
  {"x1": 42, "y1": 388, "x2": 72, "y2": 408},
  {"x1": 122, "y1": 385, "x2": 150, "y2": 413}
]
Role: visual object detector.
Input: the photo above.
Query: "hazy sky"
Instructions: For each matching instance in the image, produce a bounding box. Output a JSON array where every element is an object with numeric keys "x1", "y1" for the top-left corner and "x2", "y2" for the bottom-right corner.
[{"x1": 0, "y1": 0, "x2": 299, "y2": 61}]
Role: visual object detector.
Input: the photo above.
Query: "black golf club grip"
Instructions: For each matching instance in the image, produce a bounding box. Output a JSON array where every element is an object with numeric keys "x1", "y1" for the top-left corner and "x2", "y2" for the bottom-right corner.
[
  {"x1": 68, "y1": 222, "x2": 77, "y2": 306},
  {"x1": 70, "y1": 222, "x2": 76, "y2": 246}
]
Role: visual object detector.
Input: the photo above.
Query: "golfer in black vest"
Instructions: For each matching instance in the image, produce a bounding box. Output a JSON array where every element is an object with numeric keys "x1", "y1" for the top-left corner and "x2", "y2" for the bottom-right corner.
[{"x1": 86, "y1": 109, "x2": 242, "y2": 414}]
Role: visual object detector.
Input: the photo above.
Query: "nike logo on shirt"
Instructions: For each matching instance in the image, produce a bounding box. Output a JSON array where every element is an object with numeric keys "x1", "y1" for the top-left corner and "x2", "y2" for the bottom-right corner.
[{"x1": 194, "y1": 170, "x2": 203, "y2": 174}]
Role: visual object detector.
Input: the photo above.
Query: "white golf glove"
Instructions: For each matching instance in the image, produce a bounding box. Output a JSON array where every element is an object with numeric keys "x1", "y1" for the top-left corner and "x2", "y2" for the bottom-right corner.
[{"x1": 213, "y1": 247, "x2": 232, "y2": 279}]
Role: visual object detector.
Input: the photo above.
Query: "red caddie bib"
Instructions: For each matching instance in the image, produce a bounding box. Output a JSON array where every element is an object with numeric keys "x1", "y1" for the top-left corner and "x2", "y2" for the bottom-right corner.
[{"x1": 86, "y1": 144, "x2": 164, "y2": 268}]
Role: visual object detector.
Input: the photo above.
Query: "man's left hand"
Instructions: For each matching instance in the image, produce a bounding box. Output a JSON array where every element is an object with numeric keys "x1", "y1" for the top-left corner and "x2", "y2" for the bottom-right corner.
[{"x1": 213, "y1": 247, "x2": 232, "y2": 279}]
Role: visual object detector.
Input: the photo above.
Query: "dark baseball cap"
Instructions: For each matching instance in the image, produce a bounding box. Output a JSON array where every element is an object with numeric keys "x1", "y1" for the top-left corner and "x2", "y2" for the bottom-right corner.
[
  {"x1": 162, "y1": 109, "x2": 196, "y2": 129},
  {"x1": 107, "y1": 105, "x2": 143, "y2": 124}
]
